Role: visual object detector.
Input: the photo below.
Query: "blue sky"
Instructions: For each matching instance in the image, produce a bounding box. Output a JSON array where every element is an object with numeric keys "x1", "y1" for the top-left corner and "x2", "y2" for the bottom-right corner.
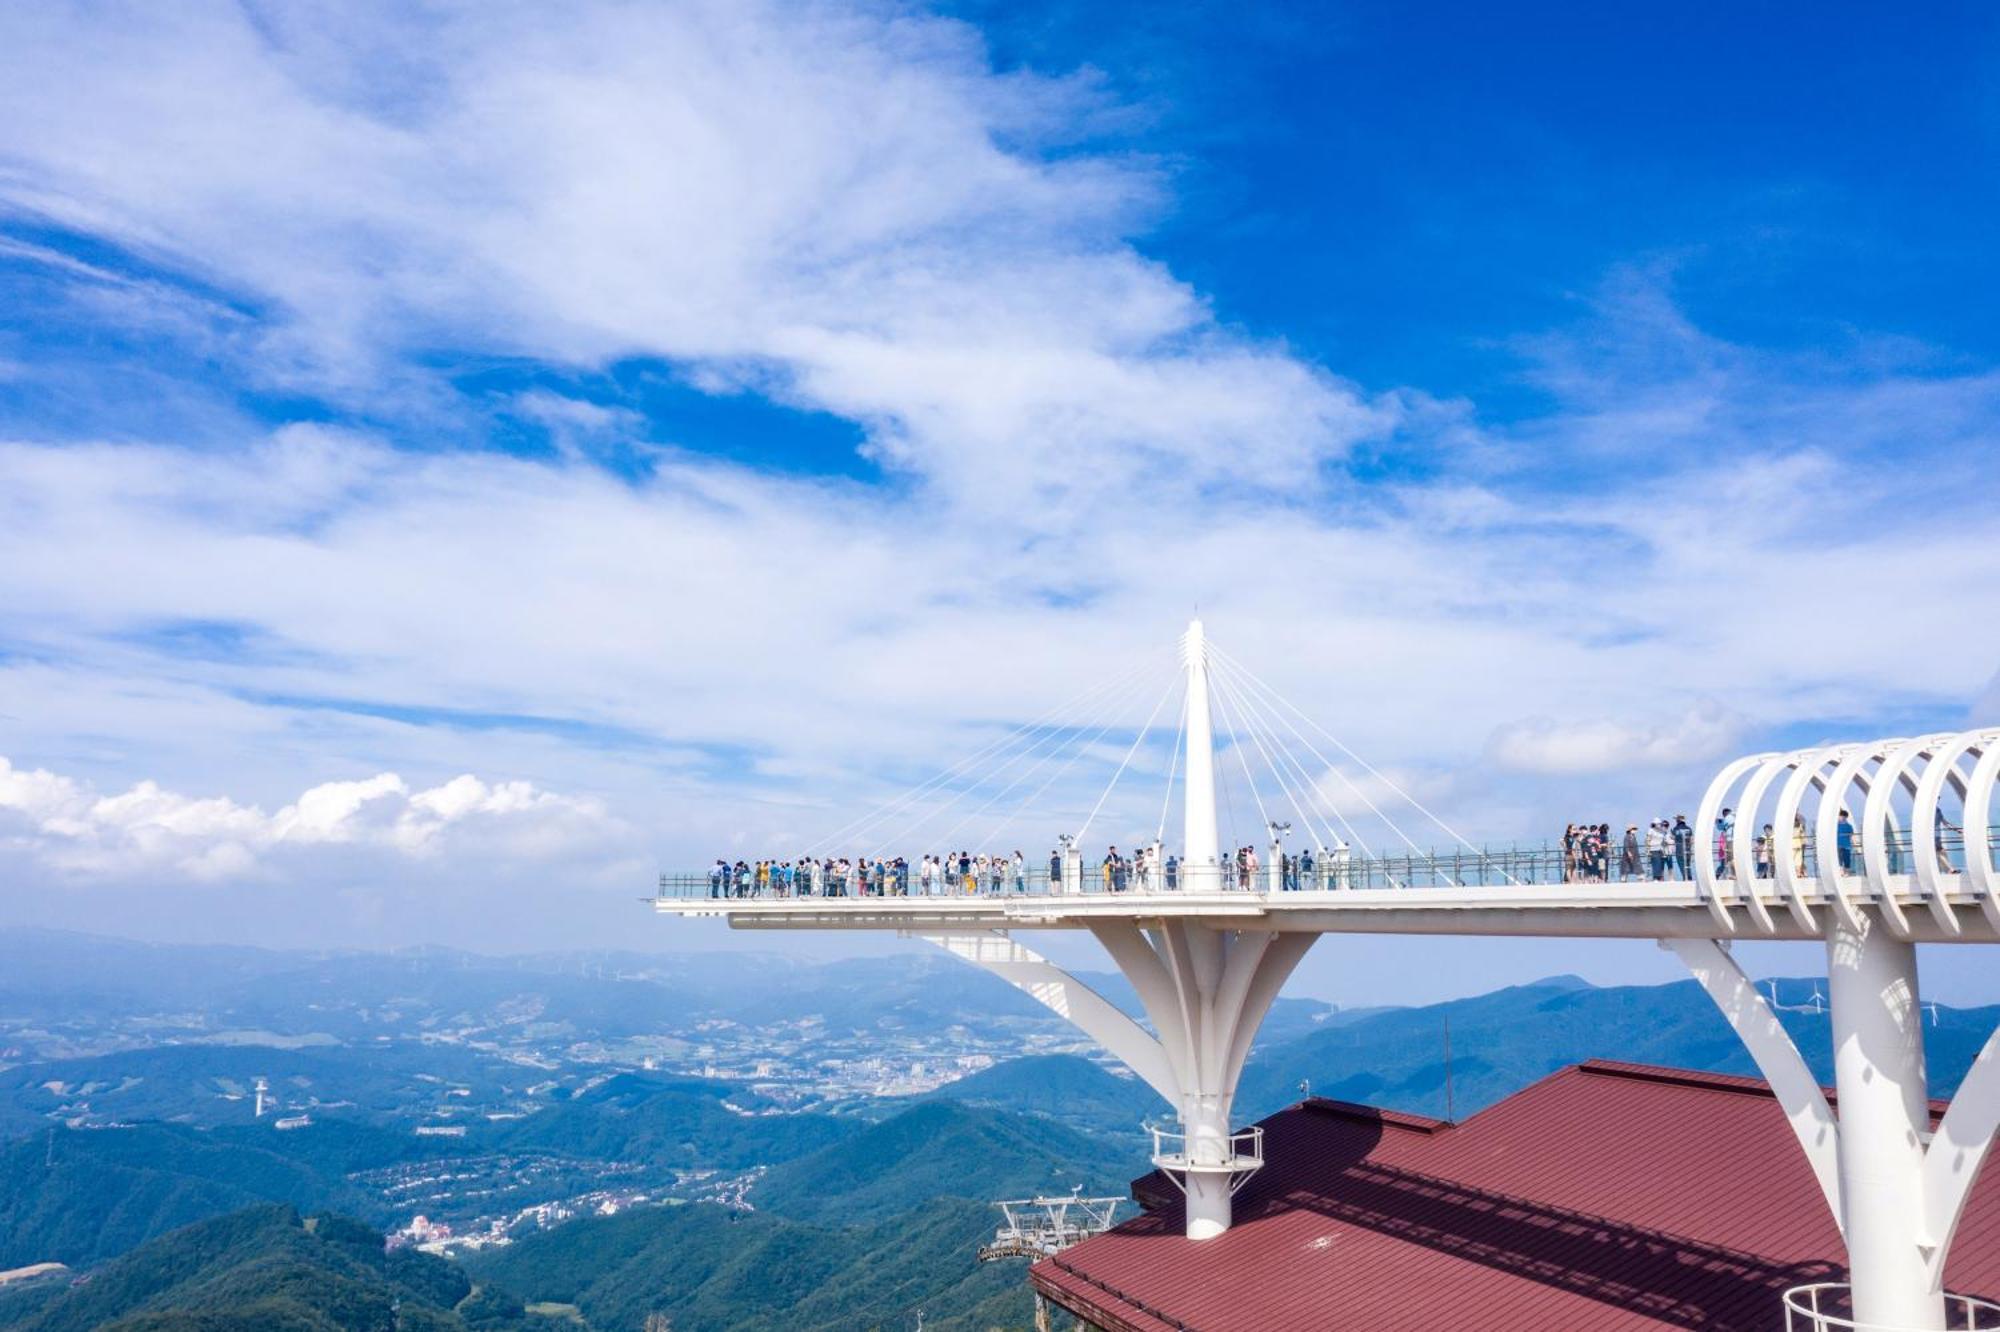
[
  {"x1": 0, "y1": 1, "x2": 1996, "y2": 1002},
  {"x1": 958, "y1": 1, "x2": 2000, "y2": 398}
]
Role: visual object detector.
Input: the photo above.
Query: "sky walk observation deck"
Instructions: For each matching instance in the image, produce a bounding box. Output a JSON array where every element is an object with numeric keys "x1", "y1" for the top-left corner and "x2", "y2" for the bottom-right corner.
[
  {"x1": 655, "y1": 825, "x2": 2000, "y2": 942},
  {"x1": 653, "y1": 622, "x2": 2000, "y2": 1329}
]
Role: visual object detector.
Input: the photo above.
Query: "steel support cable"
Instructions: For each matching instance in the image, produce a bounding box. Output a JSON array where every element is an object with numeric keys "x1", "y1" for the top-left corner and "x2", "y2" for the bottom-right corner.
[
  {"x1": 1209, "y1": 655, "x2": 1374, "y2": 860},
  {"x1": 1212, "y1": 653, "x2": 1407, "y2": 885},
  {"x1": 1217, "y1": 736, "x2": 1242, "y2": 861},
  {"x1": 1076, "y1": 669, "x2": 1185, "y2": 843},
  {"x1": 901, "y1": 687, "x2": 1144, "y2": 856},
  {"x1": 1211, "y1": 658, "x2": 1332, "y2": 851},
  {"x1": 1237, "y1": 681, "x2": 1368, "y2": 860},
  {"x1": 1208, "y1": 666, "x2": 1274, "y2": 836},
  {"x1": 974, "y1": 668, "x2": 1187, "y2": 857},
  {"x1": 892, "y1": 660, "x2": 1166, "y2": 855},
  {"x1": 1156, "y1": 685, "x2": 1189, "y2": 844},
  {"x1": 1209, "y1": 641, "x2": 1518, "y2": 885},
  {"x1": 985, "y1": 669, "x2": 1176, "y2": 851},
  {"x1": 1209, "y1": 660, "x2": 1331, "y2": 855},
  {"x1": 918, "y1": 712, "x2": 1106, "y2": 857},
  {"x1": 1211, "y1": 649, "x2": 1425, "y2": 859},
  {"x1": 810, "y1": 654, "x2": 1158, "y2": 855},
  {"x1": 953, "y1": 680, "x2": 1165, "y2": 856},
  {"x1": 808, "y1": 652, "x2": 1160, "y2": 852},
  {"x1": 852, "y1": 657, "x2": 1161, "y2": 855}
]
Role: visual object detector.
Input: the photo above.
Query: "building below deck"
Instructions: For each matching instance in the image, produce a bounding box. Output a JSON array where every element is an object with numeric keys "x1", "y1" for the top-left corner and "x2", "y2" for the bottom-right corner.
[{"x1": 1031, "y1": 1061, "x2": 2000, "y2": 1332}]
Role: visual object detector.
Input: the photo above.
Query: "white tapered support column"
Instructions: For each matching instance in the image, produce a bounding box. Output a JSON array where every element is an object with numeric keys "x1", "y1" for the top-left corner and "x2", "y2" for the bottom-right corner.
[
  {"x1": 1827, "y1": 916, "x2": 1944, "y2": 1329},
  {"x1": 929, "y1": 916, "x2": 1315, "y2": 1240},
  {"x1": 1182, "y1": 620, "x2": 1219, "y2": 891},
  {"x1": 1180, "y1": 1090, "x2": 1237, "y2": 1239},
  {"x1": 1102, "y1": 918, "x2": 1315, "y2": 1239}
]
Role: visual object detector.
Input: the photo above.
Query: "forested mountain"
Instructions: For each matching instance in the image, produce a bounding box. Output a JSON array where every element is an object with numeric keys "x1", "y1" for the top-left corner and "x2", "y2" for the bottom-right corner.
[
  {"x1": 474, "y1": 1098, "x2": 1147, "y2": 1329},
  {"x1": 10, "y1": 1205, "x2": 557, "y2": 1332},
  {"x1": 488, "y1": 1071, "x2": 856, "y2": 1169},
  {"x1": 915, "y1": 1054, "x2": 1159, "y2": 1136},
  {"x1": 465, "y1": 1195, "x2": 1035, "y2": 1332},
  {"x1": 0, "y1": 1123, "x2": 372, "y2": 1269},
  {"x1": 752, "y1": 1101, "x2": 1143, "y2": 1225}
]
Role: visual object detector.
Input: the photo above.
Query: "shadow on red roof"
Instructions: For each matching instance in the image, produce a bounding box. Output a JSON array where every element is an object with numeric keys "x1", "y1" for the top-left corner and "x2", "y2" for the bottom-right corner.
[{"x1": 1033, "y1": 1060, "x2": 2000, "y2": 1332}]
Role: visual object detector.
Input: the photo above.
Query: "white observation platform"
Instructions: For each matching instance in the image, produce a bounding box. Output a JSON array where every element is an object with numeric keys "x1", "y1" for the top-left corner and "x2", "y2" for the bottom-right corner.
[{"x1": 655, "y1": 621, "x2": 2000, "y2": 1330}]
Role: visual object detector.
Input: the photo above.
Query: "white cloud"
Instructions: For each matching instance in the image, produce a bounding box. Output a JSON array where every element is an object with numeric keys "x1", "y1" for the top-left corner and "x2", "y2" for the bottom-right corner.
[
  {"x1": 0, "y1": 0, "x2": 1387, "y2": 508},
  {"x1": 0, "y1": 755, "x2": 615, "y2": 881},
  {"x1": 0, "y1": 4, "x2": 1997, "y2": 957},
  {"x1": 1485, "y1": 702, "x2": 1745, "y2": 776}
]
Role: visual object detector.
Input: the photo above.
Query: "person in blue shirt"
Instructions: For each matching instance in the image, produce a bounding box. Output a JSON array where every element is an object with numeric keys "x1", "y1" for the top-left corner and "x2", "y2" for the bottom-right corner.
[{"x1": 1837, "y1": 809, "x2": 1855, "y2": 873}]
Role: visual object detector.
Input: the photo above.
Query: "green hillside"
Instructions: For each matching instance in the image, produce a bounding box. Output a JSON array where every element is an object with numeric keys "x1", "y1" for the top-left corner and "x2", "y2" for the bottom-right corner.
[
  {"x1": 466, "y1": 1100, "x2": 1142, "y2": 1330},
  {"x1": 916, "y1": 1054, "x2": 1161, "y2": 1135},
  {"x1": 465, "y1": 1196, "x2": 1034, "y2": 1332},
  {"x1": 0, "y1": 1124, "x2": 368, "y2": 1269},
  {"x1": 14, "y1": 1204, "x2": 558, "y2": 1332},
  {"x1": 753, "y1": 1101, "x2": 1143, "y2": 1225},
  {"x1": 488, "y1": 1071, "x2": 856, "y2": 1169}
]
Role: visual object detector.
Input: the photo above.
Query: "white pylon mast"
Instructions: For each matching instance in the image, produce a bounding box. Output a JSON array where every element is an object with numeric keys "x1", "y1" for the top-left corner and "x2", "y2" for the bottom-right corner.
[{"x1": 1182, "y1": 619, "x2": 1218, "y2": 887}]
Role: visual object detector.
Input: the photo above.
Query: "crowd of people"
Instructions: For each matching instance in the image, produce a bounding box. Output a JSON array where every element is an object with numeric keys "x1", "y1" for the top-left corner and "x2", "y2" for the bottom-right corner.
[
  {"x1": 704, "y1": 841, "x2": 1360, "y2": 898},
  {"x1": 1561, "y1": 818, "x2": 1699, "y2": 882},
  {"x1": 1563, "y1": 805, "x2": 1963, "y2": 884},
  {"x1": 707, "y1": 852, "x2": 1037, "y2": 899},
  {"x1": 703, "y1": 808, "x2": 1969, "y2": 899}
]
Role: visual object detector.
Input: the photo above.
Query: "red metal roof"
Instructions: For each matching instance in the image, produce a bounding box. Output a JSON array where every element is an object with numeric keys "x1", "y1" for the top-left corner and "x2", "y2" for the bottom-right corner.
[{"x1": 1031, "y1": 1060, "x2": 2000, "y2": 1332}]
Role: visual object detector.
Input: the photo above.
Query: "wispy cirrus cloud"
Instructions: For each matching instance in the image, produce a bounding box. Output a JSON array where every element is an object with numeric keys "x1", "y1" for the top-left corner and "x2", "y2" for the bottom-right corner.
[{"x1": 0, "y1": 0, "x2": 1386, "y2": 507}]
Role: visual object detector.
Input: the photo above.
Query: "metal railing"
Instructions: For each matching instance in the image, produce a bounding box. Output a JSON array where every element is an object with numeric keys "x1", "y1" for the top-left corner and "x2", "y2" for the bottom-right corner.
[
  {"x1": 1147, "y1": 1124, "x2": 1264, "y2": 1177},
  {"x1": 657, "y1": 828, "x2": 1994, "y2": 901},
  {"x1": 1783, "y1": 1283, "x2": 2000, "y2": 1331}
]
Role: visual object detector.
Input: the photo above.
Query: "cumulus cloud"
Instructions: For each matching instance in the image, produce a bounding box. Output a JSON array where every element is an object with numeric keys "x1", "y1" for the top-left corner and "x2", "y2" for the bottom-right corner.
[
  {"x1": 1485, "y1": 702, "x2": 1745, "y2": 776},
  {"x1": 0, "y1": 755, "x2": 614, "y2": 881}
]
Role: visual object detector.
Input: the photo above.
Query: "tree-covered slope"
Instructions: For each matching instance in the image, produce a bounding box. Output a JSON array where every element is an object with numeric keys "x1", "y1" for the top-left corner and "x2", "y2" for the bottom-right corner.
[
  {"x1": 487, "y1": 1071, "x2": 856, "y2": 1169},
  {"x1": 753, "y1": 1100, "x2": 1143, "y2": 1225},
  {"x1": 15, "y1": 1204, "x2": 556, "y2": 1332},
  {"x1": 465, "y1": 1196, "x2": 1034, "y2": 1332},
  {"x1": 0, "y1": 1124, "x2": 371, "y2": 1269},
  {"x1": 916, "y1": 1054, "x2": 1162, "y2": 1135}
]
